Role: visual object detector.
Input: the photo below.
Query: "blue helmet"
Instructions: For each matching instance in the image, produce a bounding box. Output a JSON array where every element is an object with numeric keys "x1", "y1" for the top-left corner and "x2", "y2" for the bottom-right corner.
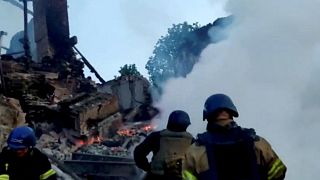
[
  {"x1": 7, "y1": 126, "x2": 36, "y2": 150},
  {"x1": 167, "y1": 110, "x2": 191, "y2": 132},
  {"x1": 203, "y1": 94, "x2": 239, "y2": 120}
]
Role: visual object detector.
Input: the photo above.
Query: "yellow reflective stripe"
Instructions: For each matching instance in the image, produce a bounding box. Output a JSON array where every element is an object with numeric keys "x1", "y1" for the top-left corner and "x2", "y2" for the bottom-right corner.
[
  {"x1": 40, "y1": 169, "x2": 56, "y2": 180},
  {"x1": 4, "y1": 164, "x2": 8, "y2": 171},
  {"x1": 0, "y1": 174, "x2": 9, "y2": 180},
  {"x1": 182, "y1": 170, "x2": 198, "y2": 180},
  {"x1": 268, "y1": 159, "x2": 286, "y2": 180},
  {"x1": 268, "y1": 159, "x2": 281, "y2": 175},
  {"x1": 268, "y1": 164, "x2": 286, "y2": 180}
]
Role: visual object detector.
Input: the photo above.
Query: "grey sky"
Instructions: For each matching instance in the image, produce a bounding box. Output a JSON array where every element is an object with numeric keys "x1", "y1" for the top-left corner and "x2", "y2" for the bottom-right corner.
[
  {"x1": 67, "y1": 0, "x2": 227, "y2": 80},
  {"x1": 0, "y1": 1, "x2": 25, "y2": 49},
  {"x1": 0, "y1": 0, "x2": 227, "y2": 81}
]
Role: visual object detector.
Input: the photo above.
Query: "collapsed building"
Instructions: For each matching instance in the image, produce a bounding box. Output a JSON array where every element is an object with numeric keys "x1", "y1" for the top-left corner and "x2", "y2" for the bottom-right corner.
[{"x1": 0, "y1": 0, "x2": 158, "y2": 179}]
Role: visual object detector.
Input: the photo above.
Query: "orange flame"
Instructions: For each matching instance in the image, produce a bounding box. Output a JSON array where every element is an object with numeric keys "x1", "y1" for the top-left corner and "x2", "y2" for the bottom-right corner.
[
  {"x1": 76, "y1": 140, "x2": 86, "y2": 147},
  {"x1": 117, "y1": 129, "x2": 136, "y2": 137},
  {"x1": 142, "y1": 124, "x2": 153, "y2": 132},
  {"x1": 75, "y1": 136, "x2": 102, "y2": 147},
  {"x1": 117, "y1": 123, "x2": 155, "y2": 137}
]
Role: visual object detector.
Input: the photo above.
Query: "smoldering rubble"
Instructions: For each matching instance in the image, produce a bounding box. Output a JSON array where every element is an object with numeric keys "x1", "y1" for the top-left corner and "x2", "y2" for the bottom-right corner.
[{"x1": 0, "y1": 55, "x2": 157, "y2": 179}]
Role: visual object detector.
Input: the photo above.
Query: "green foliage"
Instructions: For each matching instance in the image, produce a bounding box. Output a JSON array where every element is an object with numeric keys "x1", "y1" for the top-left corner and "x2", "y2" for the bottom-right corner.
[
  {"x1": 146, "y1": 22, "x2": 200, "y2": 87},
  {"x1": 146, "y1": 16, "x2": 234, "y2": 96},
  {"x1": 118, "y1": 64, "x2": 141, "y2": 77}
]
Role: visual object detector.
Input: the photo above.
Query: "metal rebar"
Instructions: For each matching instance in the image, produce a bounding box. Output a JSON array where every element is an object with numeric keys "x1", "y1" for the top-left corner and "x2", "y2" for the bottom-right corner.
[
  {"x1": 0, "y1": 31, "x2": 8, "y2": 94},
  {"x1": 22, "y1": 0, "x2": 31, "y2": 58},
  {"x1": 73, "y1": 46, "x2": 106, "y2": 84}
]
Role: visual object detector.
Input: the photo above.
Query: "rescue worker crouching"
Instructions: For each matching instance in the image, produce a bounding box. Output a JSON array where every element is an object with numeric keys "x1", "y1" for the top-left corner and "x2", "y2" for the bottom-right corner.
[
  {"x1": 134, "y1": 110, "x2": 194, "y2": 180},
  {"x1": 183, "y1": 93, "x2": 287, "y2": 180},
  {"x1": 0, "y1": 126, "x2": 56, "y2": 180}
]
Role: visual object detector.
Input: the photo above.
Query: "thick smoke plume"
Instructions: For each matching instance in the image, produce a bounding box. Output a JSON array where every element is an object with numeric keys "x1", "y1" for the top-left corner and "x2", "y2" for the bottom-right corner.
[{"x1": 154, "y1": 0, "x2": 320, "y2": 179}]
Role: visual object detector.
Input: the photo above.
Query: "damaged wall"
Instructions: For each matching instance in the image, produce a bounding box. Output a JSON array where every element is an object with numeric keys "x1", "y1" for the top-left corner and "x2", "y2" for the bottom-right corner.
[
  {"x1": 59, "y1": 92, "x2": 119, "y2": 135},
  {"x1": 98, "y1": 112, "x2": 123, "y2": 139},
  {"x1": 33, "y1": 0, "x2": 71, "y2": 60},
  {"x1": 99, "y1": 75, "x2": 151, "y2": 111}
]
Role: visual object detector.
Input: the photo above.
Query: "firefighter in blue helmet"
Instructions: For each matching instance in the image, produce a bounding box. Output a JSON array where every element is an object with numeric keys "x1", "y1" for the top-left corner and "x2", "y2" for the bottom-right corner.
[
  {"x1": 134, "y1": 110, "x2": 194, "y2": 180},
  {"x1": 183, "y1": 94, "x2": 287, "y2": 180},
  {"x1": 0, "y1": 126, "x2": 56, "y2": 180}
]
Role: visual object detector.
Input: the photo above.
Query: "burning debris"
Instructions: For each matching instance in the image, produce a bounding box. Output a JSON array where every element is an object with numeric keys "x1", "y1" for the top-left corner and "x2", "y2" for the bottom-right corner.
[
  {"x1": 36, "y1": 121, "x2": 155, "y2": 160},
  {"x1": 117, "y1": 122, "x2": 154, "y2": 137},
  {"x1": 0, "y1": 55, "x2": 157, "y2": 179},
  {"x1": 62, "y1": 122, "x2": 155, "y2": 179}
]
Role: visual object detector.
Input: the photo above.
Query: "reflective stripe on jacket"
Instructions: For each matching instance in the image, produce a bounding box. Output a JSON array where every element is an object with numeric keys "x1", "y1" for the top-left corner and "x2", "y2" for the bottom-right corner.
[
  {"x1": 267, "y1": 159, "x2": 286, "y2": 180},
  {"x1": 0, "y1": 169, "x2": 56, "y2": 180},
  {"x1": 0, "y1": 174, "x2": 9, "y2": 180},
  {"x1": 183, "y1": 170, "x2": 198, "y2": 180},
  {"x1": 40, "y1": 168, "x2": 56, "y2": 180}
]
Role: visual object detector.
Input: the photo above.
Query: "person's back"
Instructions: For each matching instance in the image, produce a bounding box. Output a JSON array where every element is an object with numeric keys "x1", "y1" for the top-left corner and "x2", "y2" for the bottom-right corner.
[
  {"x1": 183, "y1": 94, "x2": 286, "y2": 180},
  {"x1": 134, "y1": 110, "x2": 193, "y2": 180},
  {"x1": 196, "y1": 121, "x2": 260, "y2": 180},
  {"x1": 150, "y1": 129, "x2": 193, "y2": 178}
]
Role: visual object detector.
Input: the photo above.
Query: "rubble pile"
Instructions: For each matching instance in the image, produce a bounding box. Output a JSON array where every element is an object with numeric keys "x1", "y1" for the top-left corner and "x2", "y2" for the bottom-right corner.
[
  {"x1": 58, "y1": 91, "x2": 118, "y2": 135},
  {"x1": 34, "y1": 120, "x2": 153, "y2": 161},
  {"x1": 36, "y1": 126, "x2": 79, "y2": 161},
  {"x1": 75, "y1": 121, "x2": 153, "y2": 157},
  {"x1": 0, "y1": 95, "x2": 26, "y2": 149},
  {"x1": 76, "y1": 144, "x2": 129, "y2": 157},
  {"x1": 0, "y1": 55, "x2": 157, "y2": 159}
]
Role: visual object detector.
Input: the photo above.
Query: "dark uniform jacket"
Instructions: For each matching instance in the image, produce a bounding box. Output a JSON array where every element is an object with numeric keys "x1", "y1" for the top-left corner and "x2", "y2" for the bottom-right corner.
[
  {"x1": 0, "y1": 147, "x2": 56, "y2": 180},
  {"x1": 183, "y1": 121, "x2": 287, "y2": 180}
]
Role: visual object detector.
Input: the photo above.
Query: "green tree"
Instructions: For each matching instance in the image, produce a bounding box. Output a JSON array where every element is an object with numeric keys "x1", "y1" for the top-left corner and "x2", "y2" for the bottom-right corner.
[
  {"x1": 118, "y1": 64, "x2": 141, "y2": 77},
  {"x1": 146, "y1": 22, "x2": 200, "y2": 88},
  {"x1": 146, "y1": 16, "x2": 234, "y2": 93}
]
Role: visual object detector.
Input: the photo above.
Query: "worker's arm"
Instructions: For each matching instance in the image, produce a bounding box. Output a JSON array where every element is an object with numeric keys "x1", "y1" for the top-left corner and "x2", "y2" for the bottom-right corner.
[
  {"x1": 266, "y1": 151, "x2": 286, "y2": 180},
  {"x1": 33, "y1": 149, "x2": 57, "y2": 180},
  {"x1": 183, "y1": 144, "x2": 209, "y2": 180},
  {"x1": 39, "y1": 168, "x2": 56, "y2": 180},
  {"x1": 255, "y1": 137, "x2": 287, "y2": 180},
  {"x1": 134, "y1": 131, "x2": 160, "y2": 172}
]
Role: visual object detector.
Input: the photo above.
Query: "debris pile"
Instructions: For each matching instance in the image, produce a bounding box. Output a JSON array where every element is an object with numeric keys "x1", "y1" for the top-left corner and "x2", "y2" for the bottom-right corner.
[
  {"x1": 0, "y1": 95, "x2": 26, "y2": 149},
  {"x1": 76, "y1": 121, "x2": 153, "y2": 156},
  {"x1": 0, "y1": 56, "x2": 157, "y2": 179},
  {"x1": 35, "y1": 120, "x2": 154, "y2": 161},
  {"x1": 76, "y1": 144, "x2": 129, "y2": 157}
]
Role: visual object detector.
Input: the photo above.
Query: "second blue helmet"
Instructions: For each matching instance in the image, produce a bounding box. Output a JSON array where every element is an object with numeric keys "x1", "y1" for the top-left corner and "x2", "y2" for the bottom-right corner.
[{"x1": 203, "y1": 94, "x2": 239, "y2": 120}]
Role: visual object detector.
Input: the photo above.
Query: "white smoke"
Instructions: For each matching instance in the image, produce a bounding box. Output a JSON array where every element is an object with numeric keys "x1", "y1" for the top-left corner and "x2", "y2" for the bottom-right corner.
[{"x1": 155, "y1": 0, "x2": 320, "y2": 179}]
